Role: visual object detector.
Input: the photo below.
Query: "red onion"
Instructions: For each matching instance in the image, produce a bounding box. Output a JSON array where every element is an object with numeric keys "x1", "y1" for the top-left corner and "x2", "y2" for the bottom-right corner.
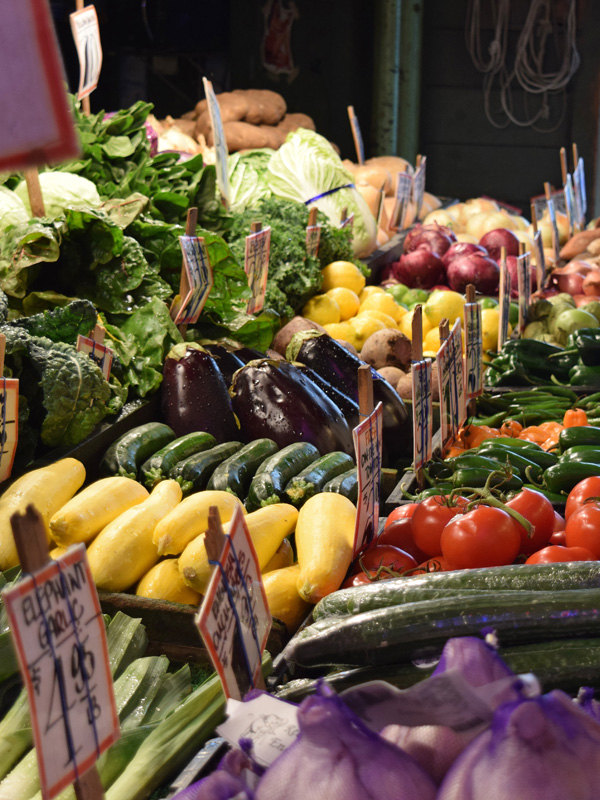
[
  {"x1": 446, "y1": 253, "x2": 500, "y2": 295},
  {"x1": 478, "y1": 228, "x2": 520, "y2": 260},
  {"x1": 442, "y1": 242, "x2": 487, "y2": 267},
  {"x1": 378, "y1": 262, "x2": 397, "y2": 283},
  {"x1": 550, "y1": 262, "x2": 597, "y2": 296},
  {"x1": 392, "y1": 247, "x2": 446, "y2": 289},
  {"x1": 403, "y1": 223, "x2": 456, "y2": 256}
]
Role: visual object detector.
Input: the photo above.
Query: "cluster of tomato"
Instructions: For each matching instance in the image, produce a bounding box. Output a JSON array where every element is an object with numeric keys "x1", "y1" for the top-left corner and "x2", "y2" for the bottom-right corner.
[{"x1": 343, "y1": 479, "x2": 600, "y2": 588}]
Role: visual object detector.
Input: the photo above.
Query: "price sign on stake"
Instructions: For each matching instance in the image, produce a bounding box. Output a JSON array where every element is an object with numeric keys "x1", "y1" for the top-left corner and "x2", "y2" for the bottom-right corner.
[
  {"x1": 3, "y1": 511, "x2": 118, "y2": 800},
  {"x1": 347, "y1": 105, "x2": 364, "y2": 165},
  {"x1": 306, "y1": 207, "x2": 321, "y2": 258},
  {"x1": 352, "y1": 402, "x2": 383, "y2": 557},
  {"x1": 245, "y1": 223, "x2": 271, "y2": 315},
  {"x1": 464, "y1": 300, "x2": 483, "y2": 401},
  {"x1": 197, "y1": 506, "x2": 271, "y2": 701},
  {"x1": 174, "y1": 235, "x2": 213, "y2": 326},
  {"x1": 413, "y1": 155, "x2": 427, "y2": 220},
  {"x1": 544, "y1": 183, "x2": 561, "y2": 264},
  {"x1": 389, "y1": 171, "x2": 413, "y2": 232},
  {"x1": 69, "y1": 5, "x2": 102, "y2": 100},
  {"x1": 517, "y1": 251, "x2": 532, "y2": 335},
  {"x1": 437, "y1": 320, "x2": 466, "y2": 447},
  {"x1": 203, "y1": 78, "x2": 231, "y2": 207},
  {"x1": 0, "y1": 333, "x2": 19, "y2": 484},
  {"x1": 498, "y1": 249, "x2": 512, "y2": 351},
  {"x1": 411, "y1": 360, "x2": 433, "y2": 471},
  {"x1": 575, "y1": 157, "x2": 587, "y2": 223},
  {"x1": 564, "y1": 174, "x2": 576, "y2": 237},
  {"x1": 76, "y1": 328, "x2": 113, "y2": 381}
]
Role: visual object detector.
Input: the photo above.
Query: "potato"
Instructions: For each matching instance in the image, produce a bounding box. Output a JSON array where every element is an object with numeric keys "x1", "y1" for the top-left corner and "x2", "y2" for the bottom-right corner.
[
  {"x1": 181, "y1": 109, "x2": 198, "y2": 121},
  {"x1": 271, "y1": 316, "x2": 327, "y2": 356},
  {"x1": 361, "y1": 329, "x2": 412, "y2": 371},
  {"x1": 259, "y1": 124, "x2": 287, "y2": 150},
  {"x1": 235, "y1": 89, "x2": 287, "y2": 125},
  {"x1": 365, "y1": 155, "x2": 414, "y2": 176},
  {"x1": 195, "y1": 99, "x2": 208, "y2": 116},
  {"x1": 377, "y1": 366, "x2": 405, "y2": 385},
  {"x1": 396, "y1": 360, "x2": 439, "y2": 402},
  {"x1": 207, "y1": 121, "x2": 271, "y2": 152},
  {"x1": 560, "y1": 229, "x2": 600, "y2": 261},
  {"x1": 353, "y1": 164, "x2": 393, "y2": 196},
  {"x1": 336, "y1": 339, "x2": 358, "y2": 356},
  {"x1": 277, "y1": 112, "x2": 316, "y2": 133}
]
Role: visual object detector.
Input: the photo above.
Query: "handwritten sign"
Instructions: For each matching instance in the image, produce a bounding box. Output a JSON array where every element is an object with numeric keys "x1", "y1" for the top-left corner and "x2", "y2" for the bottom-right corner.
[
  {"x1": 412, "y1": 156, "x2": 427, "y2": 220},
  {"x1": 516, "y1": 253, "x2": 532, "y2": 335},
  {"x1": 69, "y1": 5, "x2": 102, "y2": 99},
  {"x1": 411, "y1": 360, "x2": 433, "y2": 471},
  {"x1": 545, "y1": 193, "x2": 561, "y2": 263},
  {"x1": 305, "y1": 223, "x2": 321, "y2": 258},
  {"x1": 244, "y1": 226, "x2": 271, "y2": 315},
  {"x1": 174, "y1": 236, "x2": 213, "y2": 326},
  {"x1": 389, "y1": 172, "x2": 413, "y2": 232},
  {"x1": 564, "y1": 174, "x2": 576, "y2": 236},
  {"x1": 2, "y1": 545, "x2": 118, "y2": 800},
  {"x1": 533, "y1": 230, "x2": 545, "y2": 293},
  {"x1": 463, "y1": 302, "x2": 483, "y2": 401},
  {"x1": 352, "y1": 403, "x2": 383, "y2": 556},
  {"x1": 196, "y1": 506, "x2": 271, "y2": 701},
  {"x1": 575, "y1": 158, "x2": 587, "y2": 224},
  {"x1": 75, "y1": 335, "x2": 113, "y2": 380},
  {"x1": 347, "y1": 105, "x2": 364, "y2": 165},
  {"x1": 437, "y1": 321, "x2": 466, "y2": 447},
  {"x1": 0, "y1": 378, "x2": 18, "y2": 483},
  {"x1": 203, "y1": 77, "x2": 231, "y2": 207},
  {"x1": 497, "y1": 254, "x2": 512, "y2": 351}
]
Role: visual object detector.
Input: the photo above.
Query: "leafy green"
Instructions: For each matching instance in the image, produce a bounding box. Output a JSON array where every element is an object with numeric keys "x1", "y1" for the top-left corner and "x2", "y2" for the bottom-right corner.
[
  {"x1": 14, "y1": 172, "x2": 101, "y2": 218},
  {"x1": 0, "y1": 186, "x2": 28, "y2": 234},
  {"x1": 228, "y1": 148, "x2": 274, "y2": 212},
  {"x1": 8, "y1": 299, "x2": 97, "y2": 343}
]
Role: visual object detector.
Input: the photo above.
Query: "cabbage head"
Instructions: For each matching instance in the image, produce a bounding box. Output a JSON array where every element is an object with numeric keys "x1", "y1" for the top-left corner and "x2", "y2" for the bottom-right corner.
[
  {"x1": 15, "y1": 171, "x2": 101, "y2": 218},
  {"x1": 0, "y1": 186, "x2": 28, "y2": 232}
]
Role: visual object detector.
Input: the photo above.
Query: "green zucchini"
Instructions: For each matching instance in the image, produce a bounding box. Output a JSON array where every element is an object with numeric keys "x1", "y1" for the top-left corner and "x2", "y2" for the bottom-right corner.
[
  {"x1": 206, "y1": 438, "x2": 279, "y2": 498},
  {"x1": 169, "y1": 441, "x2": 242, "y2": 496},
  {"x1": 139, "y1": 432, "x2": 217, "y2": 489},
  {"x1": 323, "y1": 467, "x2": 359, "y2": 502},
  {"x1": 100, "y1": 423, "x2": 175, "y2": 480},
  {"x1": 283, "y1": 451, "x2": 355, "y2": 507},
  {"x1": 245, "y1": 442, "x2": 320, "y2": 511},
  {"x1": 313, "y1": 561, "x2": 600, "y2": 620},
  {"x1": 285, "y1": 589, "x2": 600, "y2": 669}
]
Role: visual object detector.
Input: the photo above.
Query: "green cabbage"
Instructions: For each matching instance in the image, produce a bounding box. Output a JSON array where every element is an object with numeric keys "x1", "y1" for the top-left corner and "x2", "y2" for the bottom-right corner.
[
  {"x1": 0, "y1": 186, "x2": 28, "y2": 233},
  {"x1": 228, "y1": 148, "x2": 274, "y2": 212},
  {"x1": 267, "y1": 128, "x2": 377, "y2": 258},
  {"x1": 14, "y1": 171, "x2": 101, "y2": 218}
]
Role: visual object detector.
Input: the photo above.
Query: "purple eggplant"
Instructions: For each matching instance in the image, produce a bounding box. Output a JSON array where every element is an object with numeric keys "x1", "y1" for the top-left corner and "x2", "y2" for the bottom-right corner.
[
  {"x1": 287, "y1": 331, "x2": 411, "y2": 464},
  {"x1": 288, "y1": 363, "x2": 360, "y2": 430},
  {"x1": 231, "y1": 359, "x2": 354, "y2": 455},
  {"x1": 202, "y1": 343, "x2": 246, "y2": 387},
  {"x1": 162, "y1": 342, "x2": 240, "y2": 440}
]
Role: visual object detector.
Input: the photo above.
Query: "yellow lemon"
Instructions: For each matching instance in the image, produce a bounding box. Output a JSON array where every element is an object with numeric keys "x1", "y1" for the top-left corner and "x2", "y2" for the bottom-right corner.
[
  {"x1": 302, "y1": 294, "x2": 340, "y2": 326},
  {"x1": 359, "y1": 285, "x2": 386, "y2": 303},
  {"x1": 357, "y1": 309, "x2": 398, "y2": 330},
  {"x1": 323, "y1": 321, "x2": 358, "y2": 348},
  {"x1": 321, "y1": 261, "x2": 366, "y2": 294},
  {"x1": 424, "y1": 327, "x2": 442, "y2": 353},
  {"x1": 349, "y1": 315, "x2": 386, "y2": 351},
  {"x1": 424, "y1": 290, "x2": 466, "y2": 328},
  {"x1": 360, "y1": 291, "x2": 405, "y2": 322},
  {"x1": 398, "y1": 309, "x2": 433, "y2": 341},
  {"x1": 481, "y1": 308, "x2": 512, "y2": 352},
  {"x1": 326, "y1": 287, "x2": 361, "y2": 321}
]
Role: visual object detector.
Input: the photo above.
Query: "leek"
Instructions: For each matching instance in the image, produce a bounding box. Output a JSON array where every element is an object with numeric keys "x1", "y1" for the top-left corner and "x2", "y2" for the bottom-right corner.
[
  {"x1": 0, "y1": 689, "x2": 31, "y2": 781},
  {"x1": 106, "y1": 612, "x2": 148, "y2": 678},
  {"x1": 0, "y1": 748, "x2": 39, "y2": 800},
  {"x1": 118, "y1": 655, "x2": 169, "y2": 731},
  {"x1": 143, "y1": 664, "x2": 191, "y2": 725}
]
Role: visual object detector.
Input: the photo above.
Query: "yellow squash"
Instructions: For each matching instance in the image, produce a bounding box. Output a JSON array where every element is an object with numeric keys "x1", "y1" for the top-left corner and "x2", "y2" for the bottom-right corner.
[
  {"x1": 0, "y1": 458, "x2": 85, "y2": 569},
  {"x1": 50, "y1": 476, "x2": 148, "y2": 547},
  {"x1": 87, "y1": 479, "x2": 182, "y2": 592},
  {"x1": 136, "y1": 558, "x2": 202, "y2": 606},
  {"x1": 179, "y1": 502, "x2": 298, "y2": 594},
  {"x1": 263, "y1": 563, "x2": 313, "y2": 634},
  {"x1": 153, "y1": 490, "x2": 245, "y2": 556},
  {"x1": 295, "y1": 493, "x2": 357, "y2": 603},
  {"x1": 263, "y1": 537, "x2": 294, "y2": 573}
]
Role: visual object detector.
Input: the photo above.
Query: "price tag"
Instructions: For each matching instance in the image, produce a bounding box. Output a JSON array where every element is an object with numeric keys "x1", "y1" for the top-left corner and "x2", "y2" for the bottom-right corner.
[
  {"x1": 2, "y1": 545, "x2": 119, "y2": 800},
  {"x1": 412, "y1": 156, "x2": 427, "y2": 220},
  {"x1": 203, "y1": 77, "x2": 231, "y2": 207},
  {"x1": 305, "y1": 223, "x2": 322, "y2": 258},
  {"x1": 174, "y1": 236, "x2": 213, "y2": 326},
  {"x1": 0, "y1": 377, "x2": 19, "y2": 483},
  {"x1": 244, "y1": 226, "x2": 271, "y2": 315},
  {"x1": 498, "y1": 255, "x2": 512, "y2": 351},
  {"x1": 75, "y1": 335, "x2": 113, "y2": 380},
  {"x1": 575, "y1": 158, "x2": 587, "y2": 223},
  {"x1": 389, "y1": 172, "x2": 413, "y2": 232},
  {"x1": 564, "y1": 174, "x2": 576, "y2": 236},
  {"x1": 464, "y1": 302, "x2": 483, "y2": 400},
  {"x1": 533, "y1": 230, "x2": 545, "y2": 292},
  {"x1": 69, "y1": 5, "x2": 102, "y2": 100},
  {"x1": 436, "y1": 321, "x2": 466, "y2": 446},
  {"x1": 411, "y1": 360, "x2": 433, "y2": 471},
  {"x1": 0, "y1": 0, "x2": 80, "y2": 171},
  {"x1": 516, "y1": 253, "x2": 532, "y2": 335},
  {"x1": 347, "y1": 105, "x2": 364, "y2": 165},
  {"x1": 546, "y1": 194, "x2": 561, "y2": 263},
  {"x1": 340, "y1": 212, "x2": 355, "y2": 233},
  {"x1": 352, "y1": 403, "x2": 383, "y2": 556},
  {"x1": 196, "y1": 506, "x2": 271, "y2": 701}
]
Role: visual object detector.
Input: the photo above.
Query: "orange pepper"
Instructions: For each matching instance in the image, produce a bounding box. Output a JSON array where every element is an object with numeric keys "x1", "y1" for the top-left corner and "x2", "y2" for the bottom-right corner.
[
  {"x1": 563, "y1": 408, "x2": 588, "y2": 428},
  {"x1": 444, "y1": 444, "x2": 466, "y2": 458},
  {"x1": 500, "y1": 419, "x2": 523, "y2": 437},
  {"x1": 459, "y1": 424, "x2": 501, "y2": 449}
]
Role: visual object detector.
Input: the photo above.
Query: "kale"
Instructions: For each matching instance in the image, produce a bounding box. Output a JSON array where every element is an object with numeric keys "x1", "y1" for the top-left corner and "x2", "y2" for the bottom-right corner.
[
  {"x1": 0, "y1": 289, "x2": 7, "y2": 323},
  {"x1": 9, "y1": 299, "x2": 97, "y2": 343}
]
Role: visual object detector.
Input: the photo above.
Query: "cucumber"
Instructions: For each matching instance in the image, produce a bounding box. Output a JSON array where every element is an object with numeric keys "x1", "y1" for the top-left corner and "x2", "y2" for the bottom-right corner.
[
  {"x1": 283, "y1": 451, "x2": 355, "y2": 507},
  {"x1": 169, "y1": 441, "x2": 242, "y2": 496},
  {"x1": 285, "y1": 588, "x2": 600, "y2": 669},
  {"x1": 206, "y1": 438, "x2": 279, "y2": 498},
  {"x1": 245, "y1": 442, "x2": 320, "y2": 511},
  {"x1": 323, "y1": 467, "x2": 359, "y2": 502},
  {"x1": 100, "y1": 423, "x2": 175, "y2": 480},
  {"x1": 139, "y1": 431, "x2": 217, "y2": 489},
  {"x1": 313, "y1": 561, "x2": 600, "y2": 620}
]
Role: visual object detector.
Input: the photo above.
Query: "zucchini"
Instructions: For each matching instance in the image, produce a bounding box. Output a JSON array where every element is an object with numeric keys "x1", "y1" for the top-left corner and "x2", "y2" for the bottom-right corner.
[
  {"x1": 168, "y1": 441, "x2": 242, "y2": 496},
  {"x1": 206, "y1": 438, "x2": 279, "y2": 498},
  {"x1": 100, "y1": 423, "x2": 175, "y2": 480},
  {"x1": 245, "y1": 442, "x2": 320, "y2": 511},
  {"x1": 323, "y1": 467, "x2": 359, "y2": 502},
  {"x1": 285, "y1": 588, "x2": 600, "y2": 669},
  {"x1": 139, "y1": 432, "x2": 217, "y2": 489},
  {"x1": 283, "y1": 451, "x2": 355, "y2": 507},
  {"x1": 313, "y1": 561, "x2": 600, "y2": 620}
]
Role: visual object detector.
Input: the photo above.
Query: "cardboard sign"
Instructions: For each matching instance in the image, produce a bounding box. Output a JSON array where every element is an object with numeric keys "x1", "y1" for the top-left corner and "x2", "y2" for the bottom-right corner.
[
  {"x1": 0, "y1": 377, "x2": 19, "y2": 483},
  {"x1": 347, "y1": 105, "x2": 364, "y2": 165},
  {"x1": 305, "y1": 223, "x2": 322, "y2": 258},
  {"x1": 389, "y1": 172, "x2": 413, "y2": 232},
  {"x1": 76, "y1": 335, "x2": 113, "y2": 380},
  {"x1": 533, "y1": 230, "x2": 545, "y2": 292},
  {"x1": 203, "y1": 77, "x2": 231, "y2": 207},
  {"x1": 174, "y1": 236, "x2": 213, "y2": 326},
  {"x1": 412, "y1": 156, "x2": 427, "y2": 219},
  {"x1": 244, "y1": 226, "x2": 271, "y2": 315},
  {"x1": 411, "y1": 360, "x2": 433, "y2": 471},
  {"x1": 437, "y1": 321, "x2": 466, "y2": 446},
  {"x1": 546, "y1": 194, "x2": 561, "y2": 263},
  {"x1": 69, "y1": 5, "x2": 102, "y2": 99},
  {"x1": 575, "y1": 158, "x2": 587, "y2": 222},
  {"x1": 0, "y1": 0, "x2": 80, "y2": 171},
  {"x1": 196, "y1": 506, "x2": 271, "y2": 701},
  {"x1": 497, "y1": 255, "x2": 512, "y2": 351},
  {"x1": 516, "y1": 253, "x2": 532, "y2": 335},
  {"x1": 2, "y1": 545, "x2": 119, "y2": 800},
  {"x1": 564, "y1": 174, "x2": 576, "y2": 236},
  {"x1": 352, "y1": 403, "x2": 383, "y2": 556},
  {"x1": 463, "y1": 302, "x2": 483, "y2": 400}
]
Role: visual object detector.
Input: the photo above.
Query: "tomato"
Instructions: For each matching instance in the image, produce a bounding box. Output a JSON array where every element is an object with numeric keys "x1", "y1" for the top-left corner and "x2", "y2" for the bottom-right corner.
[
  {"x1": 406, "y1": 555, "x2": 453, "y2": 576},
  {"x1": 525, "y1": 545, "x2": 595, "y2": 564},
  {"x1": 505, "y1": 488, "x2": 555, "y2": 555},
  {"x1": 440, "y1": 505, "x2": 521, "y2": 569},
  {"x1": 342, "y1": 570, "x2": 382, "y2": 588},
  {"x1": 377, "y1": 518, "x2": 428, "y2": 563},
  {"x1": 553, "y1": 510, "x2": 566, "y2": 532},
  {"x1": 352, "y1": 544, "x2": 417, "y2": 575},
  {"x1": 384, "y1": 504, "x2": 418, "y2": 527},
  {"x1": 565, "y1": 476, "x2": 600, "y2": 520},
  {"x1": 549, "y1": 530, "x2": 566, "y2": 546},
  {"x1": 565, "y1": 502, "x2": 600, "y2": 558},
  {"x1": 411, "y1": 495, "x2": 468, "y2": 557}
]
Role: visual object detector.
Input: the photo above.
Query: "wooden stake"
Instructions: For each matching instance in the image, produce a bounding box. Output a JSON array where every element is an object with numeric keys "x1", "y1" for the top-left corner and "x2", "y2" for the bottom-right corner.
[
  {"x1": 519, "y1": 240, "x2": 526, "y2": 257},
  {"x1": 411, "y1": 305, "x2": 423, "y2": 362},
  {"x1": 530, "y1": 203, "x2": 538, "y2": 234},
  {"x1": 415, "y1": 154, "x2": 422, "y2": 169},
  {"x1": 357, "y1": 364, "x2": 374, "y2": 417},
  {"x1": 250, "y1": 221, "x2": 262, "y2": 234},
  {"x1": 204, "y1": 506, "x2": 226, "y2": 564},
  {"x1": 308, "y1": 207, "x2": 318, "y2": 228},
  {"x1": 0, "y1": 333, "x2": 5, "y2": 377},
  {"x1": 24, "y1": 169, "x2": 45, "y2": 218},
  {"x1": 439, "y1": 318, "x2": 449, "y2": 341},
  {"x1": 559, "y1": 147, "x2": 568, "y2": 186},
  {"x1": 572, "y1": 142, "x2": 579, "y2": 170},
  {"x1": 465, "y1": 284, "x2": 476, "y2": 304}
]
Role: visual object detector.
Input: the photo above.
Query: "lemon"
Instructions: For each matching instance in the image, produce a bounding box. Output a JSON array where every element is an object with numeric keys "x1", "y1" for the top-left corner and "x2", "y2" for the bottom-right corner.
[
  {"x1": 323, "y1": 321, "x2": 358, "y2": 348},
  {"x1": 424, "y1": 290, "x2": 466, "y2": 328},
  {"x1": 357, "y1": 309, "x2": 398, "y2": 330},
  {"x1": 398, "y1": 309, "x2": 433, "y2": 341},
  {"x1": 326, "y1": 287, "x2": 360, "y2": 321},
  {"x1": 481, "y1": 308, "x2": 512, "y2": 352},
  {"x1": 360, "y1": 291, "x2": 405, "y2": 322},
  {"x1": 321, "y1": 261, "x2": 366, "y2": 294},
  {"x1": 302, "y1": 294, "x2": 340, "y2": 326},
  {"x1": 359, "y1": 285, "x2": 386, "y2": 303},
  {"x1": 424, "y1": 327, "x2": 442, "y2": 352},
  {"x1": 349, "y1": 315, "x2": 386, "y2": 350}
]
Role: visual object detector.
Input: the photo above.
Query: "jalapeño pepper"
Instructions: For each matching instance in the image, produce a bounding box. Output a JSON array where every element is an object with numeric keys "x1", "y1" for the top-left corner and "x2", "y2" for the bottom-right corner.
[
  {"x1": 569, "y1": 364, "x2": 600, "y2": 388},
  {"x1": 571, "y1": 328, "x2": 600, "y2": 367},
  {"x1": 544, "y1": 461, "x2": 600, "y2": 494}
]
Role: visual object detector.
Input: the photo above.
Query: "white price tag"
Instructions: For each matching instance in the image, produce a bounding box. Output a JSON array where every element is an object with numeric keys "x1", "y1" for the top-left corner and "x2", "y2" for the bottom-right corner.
[
  {"x1": 196, "y1": 506, "x2": 271, "y2": 701},
  {"x1": 347, "y1": 105, "x2": 365, "y2": 165},
  {"x1": 411, "y1": 360, "x2": 433, "y2": 471},
  {"x1": 412, "y1": 156, "x2": 427, "y2": 219},
  {"x1": 564, "y1": 174, "x2": 576, "y2": 236},
  {"x1": 244, "y1": 227, "x2": 271, "y2": 315},
  {"x1": 516, "y1": 253, "x2": 532, "y2": 335},
  {"x1": 203, "y1": 78, "x2": 231, "y2": 207},
  {"x1": 2, "y1": 546, "x2": 119, "y2": 800},
  {"x1": 464, "y1": 302, "x2": 483, "y2": 400},
  {"x1": 533, "y1": 230, "x2": 545, "y2": 292},
  {"x1": 69, "y1": 5, "x2": 102, "y2": 100},
  {"x1": 352, "y1": 403, "x2": 383, "y2": 556},
  {"x1": 575, "y1": 158, "x2": 587, "y2": 221},
  {"x1": 0, "y1": 377, "x2": 18, "y2": 483},
  {"x1": 497, "y1": 255, "x2": 512, "y2": 351},
  {"x1": 75, "y1": 335, "x2": 113, "y2": 380},
  {"x1": 436, "y1": 320, "x2": 466, "y2": 446},
  {"x1": 389, "y1": 172, "x2": 413, "y2": 232},
  {"x1": 546, "y1": 195, "x2": 561, "y2": 263},
  {"x1": 174, "y1": 235, "x2": 213, "y2": 326}
]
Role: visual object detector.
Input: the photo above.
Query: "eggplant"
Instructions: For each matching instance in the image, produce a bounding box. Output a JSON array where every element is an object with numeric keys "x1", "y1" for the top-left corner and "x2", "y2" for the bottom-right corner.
[
  {"x1": 161, "y1": 342, "x2": 240, "y2": 440},
  {"x1": 202, "y1": 343, "x2": 246, "y2": 387},
  {"x1": 292, "y1": 364, "x2": 360, "y2": 429},
  {"x1": 287, "y1": 331, "x2": 412, "y2": 464},
  {"x1": 231, "y1": 359, "x2": 354, "y2": 456}
]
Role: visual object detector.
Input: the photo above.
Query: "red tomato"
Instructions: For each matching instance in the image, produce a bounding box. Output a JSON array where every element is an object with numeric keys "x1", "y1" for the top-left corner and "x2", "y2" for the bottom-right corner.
[
  {"x1": 525, "y1": 545, "x2": 595, "y2": 564},
  {"x1": 352, "y1": 544, "x2": 417, "y2": 575},
  {"x1": 440, "y1": 505, "x2": 521, "y2": 569},
  {"x1": 565, "y1": 476, "x2": 600, "y2": 519},
  {"x1": 342, "y1": 570, "x2": 382, "y2": 588},
  {"x1": 553, "y1": 511, "x2": 566, "y2": 532},
  {"x1": 505, "y1": 488, "x2": 555, "y2": 555},
  {"x1": 411, "y1": 495, "x2": 468, "y2": 557},
  {"x1": 565, "y1": 502, "x2": 600, "y2": 558},
  {"x1": 549, "y1": 530, "x2": 566, "y2": 546},
  {"x1": 406, "y1": 555, "x2": 453, "y2": 576},
  {"x1": 384, "y1": 504, "x2": 418, "y2": 527},
  {"x1": 377, "y1": 518, "x2": 428, "y2": 563}
]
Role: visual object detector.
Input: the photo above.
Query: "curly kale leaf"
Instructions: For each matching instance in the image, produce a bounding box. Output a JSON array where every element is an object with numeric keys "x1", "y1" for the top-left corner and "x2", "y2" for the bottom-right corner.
[{"x1": 9, "y1": 299, "x2": 97, "y2": 343}]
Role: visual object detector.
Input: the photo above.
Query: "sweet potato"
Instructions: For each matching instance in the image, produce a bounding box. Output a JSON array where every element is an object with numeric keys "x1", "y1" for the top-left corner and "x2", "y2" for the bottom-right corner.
[
  {"x1": 277, "y1": 112, "x2": 316, "y2": 133},
  {"x1": 181, "y1": 109, "x2": 198, "y2": 121},
  {"x1": 207, "y1": 121, "x2": 271, "y2": 151},
  {"x1": 259, "y1": 124, "x2": 287, "y2": 150},
  {"x1": 377, "y1": 366, "x2": 405, "y2": 385},
  {"x1": 560, "y1": 229, "x2": 600, "y2": 261},
  {"x1": 234, "y1": 89, "x2": 286, "y2": 125},
  {"x1": 361, "y1": 329, "x2": 412, "y2": 371},
  {"x1": 271, "y1": 317, "x2": 327, "y2": 356}
]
